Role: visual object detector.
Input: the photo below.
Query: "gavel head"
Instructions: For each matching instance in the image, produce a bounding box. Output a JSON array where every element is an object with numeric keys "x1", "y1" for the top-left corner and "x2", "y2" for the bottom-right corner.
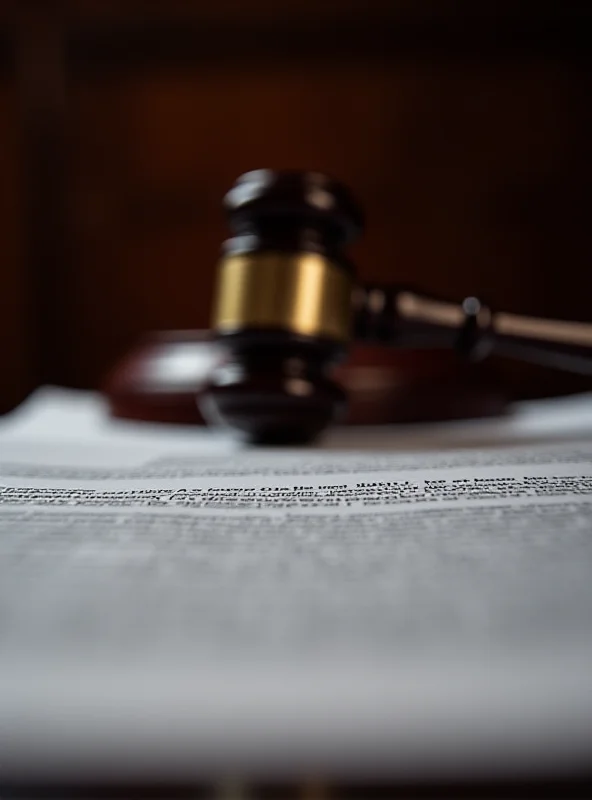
[{"x1": 200, "y1": 169, "x2": 364, "y2": 444}]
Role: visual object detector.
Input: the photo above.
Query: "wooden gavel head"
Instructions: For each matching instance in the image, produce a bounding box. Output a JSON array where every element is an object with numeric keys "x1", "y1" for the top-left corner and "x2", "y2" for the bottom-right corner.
[{"x1": 200, "y1": 169, "x2": 364, "y2": 444}]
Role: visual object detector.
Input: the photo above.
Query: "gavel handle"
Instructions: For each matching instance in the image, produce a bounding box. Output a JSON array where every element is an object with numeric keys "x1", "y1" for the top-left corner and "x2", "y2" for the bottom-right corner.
[{"x1": 354, "y1": 285, "x2": 592, "y2": 375}]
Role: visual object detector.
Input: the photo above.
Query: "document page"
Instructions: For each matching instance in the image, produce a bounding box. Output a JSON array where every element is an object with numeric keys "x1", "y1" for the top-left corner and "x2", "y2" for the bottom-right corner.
[
  {"x1": 1, "y1": 436, "x2": 592, "y2": 782},
  {"x1": 2, "y1": 386, "x2": 592, "y2": 783}
]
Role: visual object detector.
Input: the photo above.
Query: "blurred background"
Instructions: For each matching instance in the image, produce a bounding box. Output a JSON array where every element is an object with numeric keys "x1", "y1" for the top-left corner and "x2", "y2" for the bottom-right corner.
[{"x1": 1, "y1": 1, "x2": 591, "y2": 417}]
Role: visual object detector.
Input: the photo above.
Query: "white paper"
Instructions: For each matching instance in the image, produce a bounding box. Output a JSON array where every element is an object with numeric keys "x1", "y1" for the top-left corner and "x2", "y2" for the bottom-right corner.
[
  {"x1": 2, "y1": 389, "x2": 592, "y2": 783},
  {"x1": 5, "y1": 385, "x2": 592, "y2": 452}
]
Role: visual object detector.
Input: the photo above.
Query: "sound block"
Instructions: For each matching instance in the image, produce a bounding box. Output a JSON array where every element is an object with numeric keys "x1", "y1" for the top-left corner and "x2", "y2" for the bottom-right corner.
[{"x1": 103, "y1": 330, "x2": 508, "y2": 427}]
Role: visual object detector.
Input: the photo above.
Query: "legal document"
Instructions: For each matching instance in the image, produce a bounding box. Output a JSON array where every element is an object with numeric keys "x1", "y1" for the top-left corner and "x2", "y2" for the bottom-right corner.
[{"x1": 1, "y1": 388, "x2": 592, "y2": 783}]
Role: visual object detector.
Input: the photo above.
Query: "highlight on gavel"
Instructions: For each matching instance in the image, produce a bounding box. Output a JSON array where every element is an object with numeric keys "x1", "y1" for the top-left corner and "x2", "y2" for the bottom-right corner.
[{"x1": 199, "y1": 169, "x2": 592, "y2": 445}]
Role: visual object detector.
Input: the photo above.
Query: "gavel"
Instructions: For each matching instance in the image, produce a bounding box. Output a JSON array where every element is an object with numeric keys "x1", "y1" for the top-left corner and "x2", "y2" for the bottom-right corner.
[{"x1": 201, "y1": 169, "x2": 592, "y2": 445}]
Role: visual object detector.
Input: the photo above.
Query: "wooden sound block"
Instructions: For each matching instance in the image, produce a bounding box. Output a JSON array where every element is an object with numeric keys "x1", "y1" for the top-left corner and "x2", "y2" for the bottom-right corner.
[{"x1": 102, "y1": 330, "x2": 508, "y2": 427}]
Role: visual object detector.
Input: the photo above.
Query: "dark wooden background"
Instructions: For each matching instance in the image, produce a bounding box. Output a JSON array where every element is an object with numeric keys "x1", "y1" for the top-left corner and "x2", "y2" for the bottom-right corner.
[{"x1": 1, "y1": 1, "x2": 591, "y2": 414}]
